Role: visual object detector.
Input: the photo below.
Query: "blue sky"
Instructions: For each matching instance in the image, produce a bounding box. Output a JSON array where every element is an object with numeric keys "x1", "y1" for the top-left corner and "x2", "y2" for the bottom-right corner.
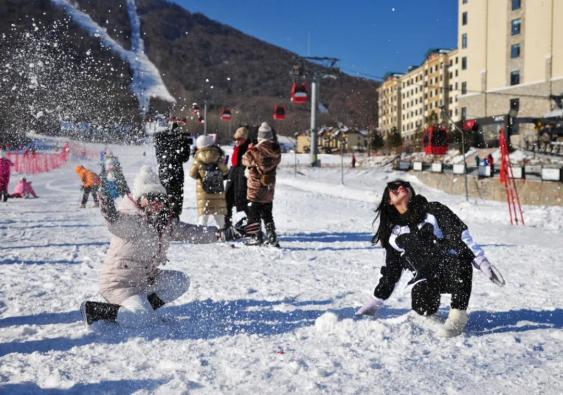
[{"x1": 170, "y1": 0, "x2": 458, "y2": 80}]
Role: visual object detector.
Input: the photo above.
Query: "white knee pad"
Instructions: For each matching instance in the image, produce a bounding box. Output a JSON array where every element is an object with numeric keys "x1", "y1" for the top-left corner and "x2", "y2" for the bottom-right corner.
[
  {"x1": 116, "y1": 294, "x2": 156, "y2": 327},
  {"x1": 154, "y1": 270, "x2": 190, "y2": 303}
]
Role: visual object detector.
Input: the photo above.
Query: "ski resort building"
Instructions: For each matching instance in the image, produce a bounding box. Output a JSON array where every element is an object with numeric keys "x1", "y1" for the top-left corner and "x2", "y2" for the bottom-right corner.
[{"x1": 457, "y1": 0, "x2": 563, "y2": 143}]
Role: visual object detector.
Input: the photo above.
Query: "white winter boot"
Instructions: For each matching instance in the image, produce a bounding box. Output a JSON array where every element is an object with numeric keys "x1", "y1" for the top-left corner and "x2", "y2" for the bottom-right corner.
[
  {"x1": 439, "y1": 309, "x2": 468, "y2": 338},
  {"x1": 116, "y1": 294, "x2": 157, "y2": 328}
]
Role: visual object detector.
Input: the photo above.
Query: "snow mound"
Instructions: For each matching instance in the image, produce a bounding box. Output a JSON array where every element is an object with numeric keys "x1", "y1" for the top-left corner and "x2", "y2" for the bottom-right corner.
[{"x1": 314, "y1": 312, "x2": 339, "y2": 333}]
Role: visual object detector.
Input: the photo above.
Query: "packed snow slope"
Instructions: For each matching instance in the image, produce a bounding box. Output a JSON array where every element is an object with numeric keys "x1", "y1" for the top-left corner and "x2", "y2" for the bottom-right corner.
[{"x1": 0, "y1": 143, "x2": 562, "y2": 394}]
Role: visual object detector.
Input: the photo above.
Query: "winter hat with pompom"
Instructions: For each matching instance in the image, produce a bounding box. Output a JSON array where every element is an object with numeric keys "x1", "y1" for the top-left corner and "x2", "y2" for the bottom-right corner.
[
  {"x1": 257, "y1": 122, "x2": 273, "y2": 141},
  {"x1": 196, "y1": 135, "x2": 214, "y2": 149},
  {"x1": 131, "y1": 165, "x2": 166, "y2": 199}
]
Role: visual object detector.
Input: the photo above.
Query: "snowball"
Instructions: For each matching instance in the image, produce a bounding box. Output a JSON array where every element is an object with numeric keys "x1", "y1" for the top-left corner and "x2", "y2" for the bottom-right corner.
[{"x1": 315, "y1": 312, "x2": 339, "y2": 333}]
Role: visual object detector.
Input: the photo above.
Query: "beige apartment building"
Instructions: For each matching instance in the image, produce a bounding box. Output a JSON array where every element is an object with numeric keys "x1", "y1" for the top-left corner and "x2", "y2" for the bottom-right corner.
[
  {"x1": 457, "y1": 0, "x2": 563, "y2": 142},
  {"x1": 447, "y1": 49, "x2": 461, "y2": 122},
  {"x1": 381, "y1": 50, "x2": 458, "y2": 143},
  {"x1": 377, "y1": 73, "x2": 402, "y2": 137},
  {"x1": 400, "y1": 65, "x2": 424, "y2": 141},
  {"x1": 423, "y1": 50, "x2": 450, "y2": 122}
]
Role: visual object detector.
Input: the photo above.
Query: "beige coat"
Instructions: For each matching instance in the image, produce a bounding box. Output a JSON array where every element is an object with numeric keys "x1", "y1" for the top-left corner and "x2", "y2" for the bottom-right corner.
[
  {"x1": 189, "y1": 146, "x2": 228, "y2": 216},
  {"x1": 99, "y1": 197, "x2": 217, "y2": 304},
  {"x1": 242, "y1": 140, "x2": 281, "y2": 203}
]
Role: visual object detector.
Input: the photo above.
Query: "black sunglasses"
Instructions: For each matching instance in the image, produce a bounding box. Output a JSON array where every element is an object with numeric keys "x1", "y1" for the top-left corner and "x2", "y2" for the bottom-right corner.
[
  {"x1": 143, "y1": 193, "x2": 167, "y2": 203},
  {"x1": 387, "y1": 181, "x2": 411, "y2": 191}
]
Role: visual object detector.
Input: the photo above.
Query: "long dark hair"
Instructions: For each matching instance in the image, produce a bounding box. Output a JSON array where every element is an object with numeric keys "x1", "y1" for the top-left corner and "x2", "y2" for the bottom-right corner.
[{"x1": 372, "y1": 180, "x2": 416, "y2": 248}]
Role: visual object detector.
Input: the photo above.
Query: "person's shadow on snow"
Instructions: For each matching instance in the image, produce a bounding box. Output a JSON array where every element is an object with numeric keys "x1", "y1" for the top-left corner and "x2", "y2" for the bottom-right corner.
[
  {"x1": 0, "y1": 379, "x2": 170, "y2": 395},
  {"x1": 0, "y1": 297, "x2": 348, "y2": 356},
  {"x1": 1, "y1": 305, "x2": 561, "y2": 357},
  {"x1": 466, "y1": 308, "x2": 563, "y2": 335}
]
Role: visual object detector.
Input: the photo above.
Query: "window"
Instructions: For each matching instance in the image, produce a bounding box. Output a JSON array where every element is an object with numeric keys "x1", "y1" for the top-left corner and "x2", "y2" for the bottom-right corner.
[
  {"x1": 462, "y1": 12, "x2": 468, "y2": 25},
  {"x1": 510, "y1": 70, "x2": 520, "y2": 85},
  {"x1": 461, "y1": 107, "x2": 467, "y2": 119},
  {"x1": 462, "y1": 33, "x2": 468, "y2": 49},
  {"x1": 463, "y1": 0, "x2": 468, "y2": 3},
  {"x1": 511, "y1": 43, "x2": 520, "y2": 58},
  {"x1": 461, "y1": 82, "x2": 467, "y2": 94},
  {"x1": 461, "y1": 57, "x2": 467, "y2": 70},
  {"x1": 512, "y1": 0, "x2": 521, "y2": 10},
  {"x1": 511, "y1": 19, "x2": 521, "y2": 35}
]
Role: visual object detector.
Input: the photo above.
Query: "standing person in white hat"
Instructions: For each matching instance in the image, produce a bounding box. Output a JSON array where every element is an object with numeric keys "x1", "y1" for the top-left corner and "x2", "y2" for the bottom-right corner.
[
  {"x1": 242, "y1": 122, "x2": 282, "y2": 246},
  {"x1": 189, "y1": 135, "x2": 228, "y2": 227}
]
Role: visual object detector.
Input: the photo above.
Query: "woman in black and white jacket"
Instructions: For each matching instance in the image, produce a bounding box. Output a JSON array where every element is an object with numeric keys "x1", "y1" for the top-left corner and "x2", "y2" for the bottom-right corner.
[{"x1": 357, "y1": 180, "x2": 504, "y2": 337}]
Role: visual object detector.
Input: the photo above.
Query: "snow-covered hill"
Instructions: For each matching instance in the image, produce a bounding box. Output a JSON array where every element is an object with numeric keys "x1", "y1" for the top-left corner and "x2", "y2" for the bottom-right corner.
[
  {"x1": 51, "y1": 0, "x2": 175, "y2": 110},
  {"x1": 0, "y1": 142, "x2": 562, "y2": 394}
]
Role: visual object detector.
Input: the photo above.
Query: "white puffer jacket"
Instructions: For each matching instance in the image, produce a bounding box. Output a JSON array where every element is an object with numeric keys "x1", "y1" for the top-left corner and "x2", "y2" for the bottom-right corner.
[{"x1": 99, "y1": 197, "x2": 217, "y2": 304}]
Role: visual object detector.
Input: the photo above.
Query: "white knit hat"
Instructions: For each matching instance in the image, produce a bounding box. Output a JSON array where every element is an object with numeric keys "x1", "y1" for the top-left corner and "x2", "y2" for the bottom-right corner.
[
  {"x1": 131, "y1": 166, "x2": 166, "y2": 199},
  {"x1": 257, "y1": 122, "x2": 273, "y2": 141},
  {"x1": 196, "y1": 135, "x2": 214, "y2": 149}
]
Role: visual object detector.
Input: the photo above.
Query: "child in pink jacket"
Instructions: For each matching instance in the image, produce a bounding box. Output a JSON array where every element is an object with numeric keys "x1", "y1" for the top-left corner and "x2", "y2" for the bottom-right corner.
[
  {"x1": 0, "y1": 150, "x2": 14, "y2": 202},
  {"x1": 11, "y1": 177, "x2": 38, "y2": 198}
]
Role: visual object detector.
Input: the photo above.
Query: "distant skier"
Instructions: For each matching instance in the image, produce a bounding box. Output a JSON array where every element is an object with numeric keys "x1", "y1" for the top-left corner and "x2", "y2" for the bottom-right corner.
[
  {"x1": 75, "y1": 165, "x2": 101, "y2": 208},
  {"x1": 225, "y1": 127, "x2": 250, "y2": 229},
  {"x1": 189, "y1": 135, "x2": 228, "y2": 227},
  {"x1": 356, "y1": 180, "x2": 505, "y2": 337},
  {"x1": 100, "y1": 152, "x2": 129, "y2": 199},
  {"x1": 80, "y1": 166, "x2": 232, "y2": 327},
  {"x1": 0, "y1": 150, "x2": 14, "y2": 202},
  {"x1": 242, "y1": 122, "x2": 282, "y2": 246},
  {"x1": 154, "y1": 122, "x2": 192, "y2": 219},
  {"x1": 10, "y1": 177, "x2": 38, "y2": 198}
]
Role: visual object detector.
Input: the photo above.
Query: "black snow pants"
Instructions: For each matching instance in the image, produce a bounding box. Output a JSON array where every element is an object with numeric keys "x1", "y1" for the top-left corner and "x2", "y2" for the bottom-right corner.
[
  {"x1": 158, "y1": 167, "x2": 185, "y2": 219},
  {"x1": 411, "y1": 259, "x2": 473, "y2": 315},
  {"x1": 81, "y1": 185, "x2": 99, "y2": 205},
  {"x1": 246, "y1": 201, "x2": 274, "y2": 235}
]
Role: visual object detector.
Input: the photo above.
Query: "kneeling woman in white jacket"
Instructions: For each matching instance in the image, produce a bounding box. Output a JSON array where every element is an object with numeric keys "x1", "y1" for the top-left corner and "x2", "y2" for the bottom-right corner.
[{"x1": 81, "y1": 166, "x2": 223, "y2": 327}]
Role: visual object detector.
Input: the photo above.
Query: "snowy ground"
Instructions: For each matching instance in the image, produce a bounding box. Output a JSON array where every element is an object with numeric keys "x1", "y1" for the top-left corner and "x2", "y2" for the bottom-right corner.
[{"x1": 0, "y1": 143, "x2": 562, "y2": 394}]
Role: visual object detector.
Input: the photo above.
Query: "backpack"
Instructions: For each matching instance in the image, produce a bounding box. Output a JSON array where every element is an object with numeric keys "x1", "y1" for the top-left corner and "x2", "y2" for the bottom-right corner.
[{"x1": 201, "y1": 163, "x2": 224, "y2": 193}]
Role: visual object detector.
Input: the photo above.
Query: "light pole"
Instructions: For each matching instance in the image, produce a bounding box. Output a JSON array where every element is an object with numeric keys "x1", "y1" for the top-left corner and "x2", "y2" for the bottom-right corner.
[
  {"x1": 310, "y1": 77, "x2": 319, "y2": 167},
  {"x1": 340, "y1": 138, "x2": 345, "y2": 184},
  {"x1": 202, "y1": 78, "x2": 214, "y2": 136},
  {"x1": 294, "y1": 57, "x2": 339, "y2": 168},
  {"x1": 442, "y1": 106, "x2": 468, "y2": 201}
]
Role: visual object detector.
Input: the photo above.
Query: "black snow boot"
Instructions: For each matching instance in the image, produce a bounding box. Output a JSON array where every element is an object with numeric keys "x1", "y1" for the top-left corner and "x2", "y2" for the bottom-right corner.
[
  {"x1": 245, "y1": 231, "x2": 263, "y2": 246},
  {"x1": 244, "y1": 220, "x2": 262, "y2": 246},
  {"x1": 80, "y1": 301, "x2": 119, "y2": 325},
  {"x1": 147, "y1": 293, "x2": 166, "y2": 310},
  {"x1": 264, "y1": 222, "x2": 280, "y2": 247}
]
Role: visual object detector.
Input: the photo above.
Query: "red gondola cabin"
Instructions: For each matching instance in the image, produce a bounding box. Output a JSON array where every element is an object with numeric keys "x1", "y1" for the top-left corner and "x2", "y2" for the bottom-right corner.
[
  {"x1": 273, "y1": 105, "x2": 286, "y2": 120},
  {"x1": 422, "y1": 126, "x2": 448, "y2": 155},
  {"x1": 220, "y1": 108, "x2": 232, "y2": 121},
  {"x1": 290, "y1": 82, "x2": 308, "y2": 104}
]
